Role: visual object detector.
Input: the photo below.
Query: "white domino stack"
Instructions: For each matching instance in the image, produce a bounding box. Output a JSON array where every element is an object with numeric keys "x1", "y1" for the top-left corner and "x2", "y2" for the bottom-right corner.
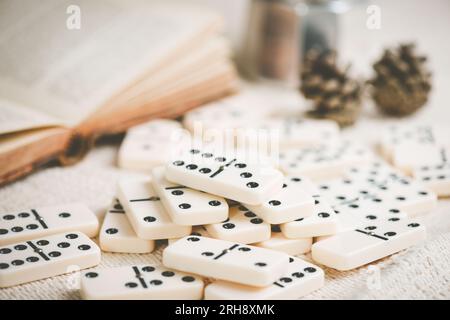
[{"x1": 3, "y1": 91, "x2": 441, "y2": 300}]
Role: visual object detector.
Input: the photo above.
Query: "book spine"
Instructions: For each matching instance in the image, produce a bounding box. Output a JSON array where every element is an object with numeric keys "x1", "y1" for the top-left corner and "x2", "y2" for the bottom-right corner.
[{"x1": 57, "y1": 131, "x2": 92, "y2": 166}]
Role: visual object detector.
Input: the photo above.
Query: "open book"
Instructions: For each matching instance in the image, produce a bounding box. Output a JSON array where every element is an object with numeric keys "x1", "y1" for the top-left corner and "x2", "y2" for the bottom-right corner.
[{"x1": 0, "y1": 0, "x2": 238, "y2": 185}]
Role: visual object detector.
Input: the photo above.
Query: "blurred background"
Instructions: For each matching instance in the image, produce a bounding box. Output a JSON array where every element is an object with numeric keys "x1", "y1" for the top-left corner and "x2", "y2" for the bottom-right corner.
[
  {"x1": 1, "y1": 0, "x2": 449, "y2": 185},
  {"x1": 2, "y1": 0, "x2": 450, "y2": 121},
  {"x1": 196, "y1": 0, "x2": 450, "y2": 122},
  {"x1": 197, "y1": 0, "x2": 450, "y2": 76}
]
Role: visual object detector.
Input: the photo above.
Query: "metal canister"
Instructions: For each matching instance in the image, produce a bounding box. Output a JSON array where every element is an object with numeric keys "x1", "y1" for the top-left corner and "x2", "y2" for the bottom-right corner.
[{"x1": 240, "y1": 0, "x2": 352, "y2": 85}]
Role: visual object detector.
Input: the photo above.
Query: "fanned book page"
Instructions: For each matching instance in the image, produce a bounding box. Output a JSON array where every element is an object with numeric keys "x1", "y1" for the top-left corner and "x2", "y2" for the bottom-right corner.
[
  {"x1": 0, "y1": 0, "x2": 223, "y2": 130},
  {"x1": 0, "y1": 100, "x2": 64, "y2": 135},
  {"x1": 100, "y1": 37, "x2": 232, "y2": 114}
]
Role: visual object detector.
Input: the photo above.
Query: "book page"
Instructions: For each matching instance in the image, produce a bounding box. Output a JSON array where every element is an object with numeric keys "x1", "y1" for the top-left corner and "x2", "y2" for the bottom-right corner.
[
  {"x1": 0, "y1": 0, "x2": 222, "y2": 129},
  {"x1": 101, "y1": 37, "x2": 231, "y2": 113},
  {"x1": 0, "y1": 99, "x2": 63, "y2": 135}
]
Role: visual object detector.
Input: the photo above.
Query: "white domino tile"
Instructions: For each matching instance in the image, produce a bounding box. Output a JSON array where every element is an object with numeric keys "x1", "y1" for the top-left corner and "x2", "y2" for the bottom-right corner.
[
  {"x1": 378, "y1": 124, "x2": 450, "y2": 161},
  {"x1": 165, "y1": 147, "x2": 284, "y2": 205},
  {"x1": 311, "y1": 216, "x2": 426, "y2": 270},
  {"x1": 80, "y1": 264, "x2": 204, "y2": 300},
  {"x1": 205, "y1": 205, "x2": 271, "y2": 244},
  {"x1": 255, "y1": 226, "x2": 312, "y2": 256},
  {"x1": 163, "y1": 235, "x2": 290, "y2": 287},
  {"x1": 117, "y1": 178, "x2": 191, "y2": 240},
  {"x1": 392, "y1": 145, "x2": 449, "y2": 175},
  {"x1": 118, "y1": 119, "x2": 185, "y2": 170},
  {"x1": 0, "y1": 232, "x2": 101, "y2": 288},
  {"x1": 0, "y1": 203, "x2": 99, "y2": 246},
  {"x1": 99, "y1": 199, "x2": 154, "y2": 253},
  {"x1": 279, "y1": 141, "x2": 373, "y2": 180},
  {"x1": 236, "y1": 117, "x2": 340, "y2": 150},
  {"x1": 412, "y1": 163, "x2": 450, "y2": 197},
  {"x1": 151, "y1": 166, "x2": 228, "y2": 225},
  {"x1": 168, "y1": 226, "x2": 211, "y2": 245},
  {"x1": 244, "y1": 177, "x2": 314, "y2": 224},
  {"x1": 204, "y1": 257, "x2": 324, "y2": 299},
  {"x1": 317, "y1": 173, "x2": 437, "y2": 217},
  {"x1": 280, "y1": 195, "x2": 339, "y2": 238}
]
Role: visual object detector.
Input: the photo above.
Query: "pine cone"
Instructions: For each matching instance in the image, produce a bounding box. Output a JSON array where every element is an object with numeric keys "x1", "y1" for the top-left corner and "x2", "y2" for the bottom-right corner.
[
  {"x1": 300, "y1": 49, "x2": 362, "y2": 127},
  {"x1": 370, "y1": 43, "x2": 432, "y2": 116},
  {"x1": 307, "y1": 102, "x2": 361, "y2": 127}
]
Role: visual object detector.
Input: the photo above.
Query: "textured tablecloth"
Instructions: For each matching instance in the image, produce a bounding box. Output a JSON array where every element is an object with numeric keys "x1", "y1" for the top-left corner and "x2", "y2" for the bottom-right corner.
[{"x1": 1, "y1": 108, "x2": 450, "y2": 299}]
